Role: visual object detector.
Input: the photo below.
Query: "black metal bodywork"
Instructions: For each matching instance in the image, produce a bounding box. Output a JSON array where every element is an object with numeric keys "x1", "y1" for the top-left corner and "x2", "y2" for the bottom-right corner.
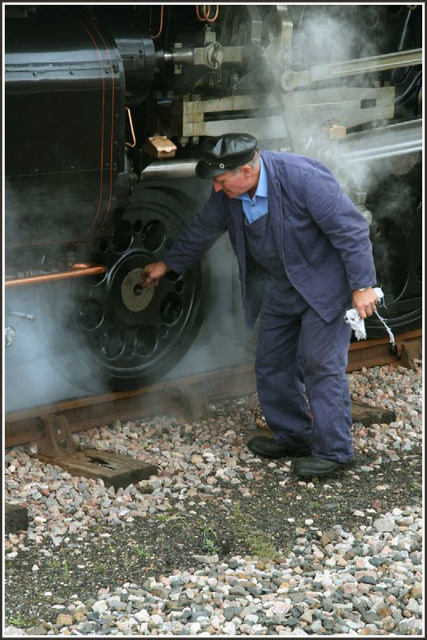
[{"x1": 5, "y1": 8, "x2": 156, "y2": 250}]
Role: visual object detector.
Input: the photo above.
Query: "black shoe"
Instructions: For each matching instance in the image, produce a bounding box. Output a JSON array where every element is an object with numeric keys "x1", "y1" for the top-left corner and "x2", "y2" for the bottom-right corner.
[
  {"x1": 293, "y1": 455, "x2": 354, "y2": 478},
  {"x1": 247, "y1": 436, "x2": 311, "y2": 459}
]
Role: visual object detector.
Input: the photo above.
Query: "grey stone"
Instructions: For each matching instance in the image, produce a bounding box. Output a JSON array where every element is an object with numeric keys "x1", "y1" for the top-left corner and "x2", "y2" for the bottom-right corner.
[
  {"x1": 229, "y1": 585, "x2": 248, "y2": 596},
  {"x1": 26, "y1": 625, "x2": 48, "y2": 635},
  {"x1": 224, "y1": 606, "x2": 243, "y2": 621}
]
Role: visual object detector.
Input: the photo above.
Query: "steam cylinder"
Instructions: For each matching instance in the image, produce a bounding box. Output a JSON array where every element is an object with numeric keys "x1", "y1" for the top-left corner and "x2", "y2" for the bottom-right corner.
[{"x1": 5, "y1": 8, "x2": 156, "y2": 251}]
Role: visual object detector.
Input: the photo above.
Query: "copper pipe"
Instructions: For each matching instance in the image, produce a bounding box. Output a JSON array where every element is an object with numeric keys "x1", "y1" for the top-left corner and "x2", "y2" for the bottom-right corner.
[
  {"x1": 5, "y1": 264, "x2": 107, "y2": 288},
  {"x1": 150, "y1": 4, "x2": 164, "y2": 39},
  {"x1": 125, "y1": 107, "x2": 137, "y2": 148}
]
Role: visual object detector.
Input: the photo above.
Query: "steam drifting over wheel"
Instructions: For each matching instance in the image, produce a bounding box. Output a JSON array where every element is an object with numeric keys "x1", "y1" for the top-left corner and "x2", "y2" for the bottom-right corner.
[
  {"x1": 365, "y1": 161, "x2": 422, "y2": 337},
  {"x1": 39, "y1": 187, "x2": 206, "y2": 391}
]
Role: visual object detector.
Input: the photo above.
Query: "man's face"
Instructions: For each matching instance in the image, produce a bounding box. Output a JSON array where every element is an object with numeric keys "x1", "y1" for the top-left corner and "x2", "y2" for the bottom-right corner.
[{"x1": 212, "y1": 167, "x2": 254, "y2": 198}]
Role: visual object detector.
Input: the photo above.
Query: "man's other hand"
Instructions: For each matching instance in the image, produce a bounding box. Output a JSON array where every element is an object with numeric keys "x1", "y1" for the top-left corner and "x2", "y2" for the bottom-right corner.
[
  {"x1": 351, "y1": 287, "x2": 378, "y2": 319},
  {"x1": 140, "y1": 261, "x2": 169, "y2": 289}
]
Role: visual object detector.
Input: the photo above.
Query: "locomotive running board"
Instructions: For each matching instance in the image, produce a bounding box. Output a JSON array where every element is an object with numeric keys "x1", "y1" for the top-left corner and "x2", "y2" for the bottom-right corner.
[{"x1": 34, "y1": 414, "x2": 158, "y2": 490}]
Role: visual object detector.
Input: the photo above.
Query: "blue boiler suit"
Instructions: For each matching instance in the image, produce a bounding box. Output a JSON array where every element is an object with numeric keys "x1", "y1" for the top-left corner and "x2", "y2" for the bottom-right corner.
[{"x1": 163, "y1": 151, "x2": 377, "y2": 463}]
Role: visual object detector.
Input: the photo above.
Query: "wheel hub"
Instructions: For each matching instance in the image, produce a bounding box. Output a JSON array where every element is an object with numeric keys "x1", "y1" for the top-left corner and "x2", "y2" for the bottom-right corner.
[{"x1": 120, "y1": 267, "x2": 154, "y2": 312}]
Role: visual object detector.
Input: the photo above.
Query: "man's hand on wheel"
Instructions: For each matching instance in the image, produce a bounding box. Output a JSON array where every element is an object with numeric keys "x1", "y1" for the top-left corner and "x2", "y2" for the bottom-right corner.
[{"x1": 140, "y1": 261, "x2": 169, "y2": 289}]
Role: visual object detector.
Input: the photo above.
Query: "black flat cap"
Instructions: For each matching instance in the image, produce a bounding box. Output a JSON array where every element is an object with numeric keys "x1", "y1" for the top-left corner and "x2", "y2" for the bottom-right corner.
[{"x1": 196, "y1": 133, "x2": 257, "y2": 179}]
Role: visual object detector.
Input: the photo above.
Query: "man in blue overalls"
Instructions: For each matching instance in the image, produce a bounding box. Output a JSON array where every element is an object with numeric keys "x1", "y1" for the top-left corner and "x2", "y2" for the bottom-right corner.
[{"x1": 141, "y1": 134, "x2": 379, "y2": 478}]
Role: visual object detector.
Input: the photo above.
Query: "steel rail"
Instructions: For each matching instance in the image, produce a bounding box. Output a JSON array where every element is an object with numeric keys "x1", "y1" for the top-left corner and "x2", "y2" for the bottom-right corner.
[{"x1": 4, "y1": 330, "x2": 421, "y2": 450}]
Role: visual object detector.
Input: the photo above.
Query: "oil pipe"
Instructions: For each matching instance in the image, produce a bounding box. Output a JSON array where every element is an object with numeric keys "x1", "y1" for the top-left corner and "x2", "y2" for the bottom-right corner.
[{"x1": 5, "y1": 264, "x2": 107, "y2": 288}]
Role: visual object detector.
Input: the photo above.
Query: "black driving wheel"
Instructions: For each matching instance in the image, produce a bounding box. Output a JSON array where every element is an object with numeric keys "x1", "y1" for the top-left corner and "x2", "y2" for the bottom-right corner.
[{"x1": 40, "y1": 187, "x2": 207, "y2": 391}]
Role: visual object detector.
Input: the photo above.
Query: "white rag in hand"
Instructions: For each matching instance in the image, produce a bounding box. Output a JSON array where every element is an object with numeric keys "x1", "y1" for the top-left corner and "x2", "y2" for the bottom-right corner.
[{"x1": 345, "y1": 287, "x2": 396, "y2": 347}]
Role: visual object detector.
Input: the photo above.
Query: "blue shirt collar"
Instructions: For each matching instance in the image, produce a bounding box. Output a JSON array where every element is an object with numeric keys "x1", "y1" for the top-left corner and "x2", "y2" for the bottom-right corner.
[{"x1": 236, "y1": 156, "x2": 268, "y2": 202}]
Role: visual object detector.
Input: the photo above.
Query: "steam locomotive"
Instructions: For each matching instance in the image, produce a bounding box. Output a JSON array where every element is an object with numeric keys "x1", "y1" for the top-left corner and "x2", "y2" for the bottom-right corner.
[{"x1": 4, "y1": 4, "x2": 422, "y2": 395}]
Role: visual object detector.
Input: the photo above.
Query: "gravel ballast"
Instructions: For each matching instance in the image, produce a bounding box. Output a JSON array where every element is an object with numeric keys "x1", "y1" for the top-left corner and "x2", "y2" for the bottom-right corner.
[{"x1": 4, "y1": 363, "x2": 423, "y2": 636}]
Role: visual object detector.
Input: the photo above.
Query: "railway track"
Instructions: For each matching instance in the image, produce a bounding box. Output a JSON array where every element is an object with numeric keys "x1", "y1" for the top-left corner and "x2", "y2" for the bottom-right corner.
[
  {"x1": 5, "y1": 330, "x2": 421, "y2": 450},
  {"x1": 3, "y1": 328, "x2": 421, "y2": 516}
]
